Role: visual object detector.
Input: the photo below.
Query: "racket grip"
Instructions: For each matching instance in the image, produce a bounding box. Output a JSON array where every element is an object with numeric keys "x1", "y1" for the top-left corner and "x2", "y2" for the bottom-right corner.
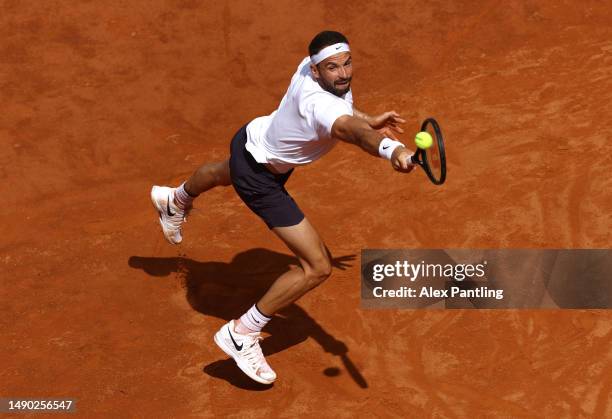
[{"x1": 410, "y1": 154, "x2": 418, "y2": 164}]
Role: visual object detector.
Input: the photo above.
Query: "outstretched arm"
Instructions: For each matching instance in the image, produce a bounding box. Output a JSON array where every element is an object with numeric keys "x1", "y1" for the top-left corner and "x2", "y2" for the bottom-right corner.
[
  {"x1": 331, "y1": 115, "x2": 414, "y2": 173},
  {"x1": 352, "y1": 107, "x2": 372, "y2": 123},
  {"x1": 353, "y1": 107, "x2": 406, "y2": 133}
]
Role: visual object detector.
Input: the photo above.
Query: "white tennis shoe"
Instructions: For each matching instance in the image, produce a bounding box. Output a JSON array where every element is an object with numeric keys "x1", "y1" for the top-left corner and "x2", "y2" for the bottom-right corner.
[
  {"x1": 214, "y1": 320, "x2": 277, "y2": 385},
  {"x1": 150, "y1": 185, "x2": 189, "y2": 244}
]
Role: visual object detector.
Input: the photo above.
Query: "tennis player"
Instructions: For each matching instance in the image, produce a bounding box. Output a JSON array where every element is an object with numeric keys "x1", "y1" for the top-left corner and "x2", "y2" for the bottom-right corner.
[{"x1": 151, "y1": 31, "x2": 415, "y2": 384}]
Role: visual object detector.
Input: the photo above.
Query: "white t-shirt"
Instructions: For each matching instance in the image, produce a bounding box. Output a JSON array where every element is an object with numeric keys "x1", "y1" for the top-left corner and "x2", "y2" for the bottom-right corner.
[{"x1": 245, "y1": 56, "x2": 354, "y2": 173}]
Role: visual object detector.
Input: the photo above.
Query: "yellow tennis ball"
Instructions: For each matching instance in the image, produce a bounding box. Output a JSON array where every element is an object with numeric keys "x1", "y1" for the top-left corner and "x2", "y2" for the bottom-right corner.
[{"x1": 415, "y1": 131, "x2": 433, "y2": 149}]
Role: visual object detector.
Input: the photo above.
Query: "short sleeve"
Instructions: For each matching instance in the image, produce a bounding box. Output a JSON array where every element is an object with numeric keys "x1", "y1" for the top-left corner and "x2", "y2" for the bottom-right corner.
[{"x1": 312, "y1": 94, "x2": 354, "y2": 137}]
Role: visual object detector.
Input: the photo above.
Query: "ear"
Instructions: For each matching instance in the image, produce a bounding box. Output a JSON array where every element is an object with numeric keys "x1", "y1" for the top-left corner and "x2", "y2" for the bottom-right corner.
[{"x1": 310, "y1": 63, "x2": 320, "y2": 80}]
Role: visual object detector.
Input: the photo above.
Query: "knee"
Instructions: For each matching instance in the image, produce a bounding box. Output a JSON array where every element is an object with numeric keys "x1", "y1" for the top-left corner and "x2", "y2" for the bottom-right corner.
[{"x1": 303, "y1": 257, "x2": 332, "y2": 288}]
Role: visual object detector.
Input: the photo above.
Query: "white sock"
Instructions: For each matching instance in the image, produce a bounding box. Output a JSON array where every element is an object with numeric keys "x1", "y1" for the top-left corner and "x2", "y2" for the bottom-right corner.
[
  {"x1": 236, "y1": 304, "x2": 272, "y2": 334},
  {"x1": 174, "y1": 182, "x2": 195, "y2": 209}
]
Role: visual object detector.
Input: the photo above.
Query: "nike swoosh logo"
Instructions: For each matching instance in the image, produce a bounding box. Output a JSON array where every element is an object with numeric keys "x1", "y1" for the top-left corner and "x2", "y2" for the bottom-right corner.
[
  {"x1": 167, "y1": 195, "x2": 176, "y2": 216},
  {"x1": 228, "y1": 329, "x2": 243, "y2": 351},
  {"x1": 382, "y1": 145, "x2": 390, "y2": 150},
  {"x1": 335, "y1": 45, "x2": 342, "y2": 50},
  {"x1": 250, "y1": 313, "x2": 260, "y2": 324}
]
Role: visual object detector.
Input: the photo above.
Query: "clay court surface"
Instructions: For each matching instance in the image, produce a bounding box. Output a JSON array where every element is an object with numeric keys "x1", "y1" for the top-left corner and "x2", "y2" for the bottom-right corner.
[{"x1": 2, "y1": 0, "x2": 611, "y2": 417}]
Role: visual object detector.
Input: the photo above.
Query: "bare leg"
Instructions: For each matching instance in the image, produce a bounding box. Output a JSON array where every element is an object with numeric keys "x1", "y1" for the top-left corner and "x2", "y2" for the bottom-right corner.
[
  {"x1": 255, "y1": 217, "x2": 332, "y2": 316},
  {"x1": 183, "y1": 160, "x2": 231, "y2": 196},
  {"x1": 223, "y1": 217, "x2": 331, "y2": 382}
]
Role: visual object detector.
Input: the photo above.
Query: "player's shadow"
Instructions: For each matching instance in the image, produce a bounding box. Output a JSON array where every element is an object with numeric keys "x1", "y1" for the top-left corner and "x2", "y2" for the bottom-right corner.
[{"x1": 128, "y1": 248, "x2": 368, "y2": 390}]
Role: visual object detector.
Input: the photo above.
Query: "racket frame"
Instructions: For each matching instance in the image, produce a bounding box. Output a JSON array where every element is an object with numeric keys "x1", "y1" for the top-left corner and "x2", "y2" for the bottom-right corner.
[{"x1": 410, "y1": 117, "x2": 447, "y2": 185}]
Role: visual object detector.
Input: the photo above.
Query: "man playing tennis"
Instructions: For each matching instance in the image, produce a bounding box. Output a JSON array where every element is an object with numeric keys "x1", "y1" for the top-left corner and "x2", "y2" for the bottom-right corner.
[{"x1": 151, "y1": 31, "x2": 415, "y2": 384}]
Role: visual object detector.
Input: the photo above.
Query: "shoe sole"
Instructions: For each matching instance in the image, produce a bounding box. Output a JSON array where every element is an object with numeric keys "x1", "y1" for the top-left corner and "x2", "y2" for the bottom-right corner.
[
  {"x1": 150, "y1": 186, "x2": 181, "y2": 244},
  {"x1": 213, "y1": 327, "x2": 275, "y2": 385}
]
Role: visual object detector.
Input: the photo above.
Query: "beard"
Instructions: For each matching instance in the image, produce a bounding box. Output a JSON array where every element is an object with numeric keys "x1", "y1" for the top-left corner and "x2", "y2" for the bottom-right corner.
[{"x1": 319, "y1": 76, "x2": 352, "y2": 97}]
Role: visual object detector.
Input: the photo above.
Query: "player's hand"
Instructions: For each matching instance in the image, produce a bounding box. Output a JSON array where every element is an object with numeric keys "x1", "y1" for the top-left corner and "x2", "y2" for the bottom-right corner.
[
  {"x1": 391, "y1": 147, "x2": 415, "y2": 173},
  {"x1": 368, "y1": 111, "x2": 406, "y2": 133}
]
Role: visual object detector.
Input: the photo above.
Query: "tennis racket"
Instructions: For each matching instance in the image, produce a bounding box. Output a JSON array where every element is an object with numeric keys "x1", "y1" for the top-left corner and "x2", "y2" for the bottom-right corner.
[{"x1": 410, "y1": 118, "x2": 446, "y2": 185}]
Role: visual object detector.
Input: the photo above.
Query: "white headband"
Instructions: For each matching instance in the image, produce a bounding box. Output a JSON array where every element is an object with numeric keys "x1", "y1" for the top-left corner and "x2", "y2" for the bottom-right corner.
[{"x1": 310, "y1": 42, "x2": 350, "y2": 65}]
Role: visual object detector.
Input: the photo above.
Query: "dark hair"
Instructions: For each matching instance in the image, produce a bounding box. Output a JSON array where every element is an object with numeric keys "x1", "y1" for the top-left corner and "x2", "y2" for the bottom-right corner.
[{"x1": 308, "y1": 31, "x2": 349, "y2": 57}]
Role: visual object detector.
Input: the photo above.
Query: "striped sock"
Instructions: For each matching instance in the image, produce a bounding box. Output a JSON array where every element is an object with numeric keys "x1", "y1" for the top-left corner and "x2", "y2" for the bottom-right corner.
[
  {"x1": 174, "y1": 182, "x2": 195, "y2": 209},
  {"x1": 236, "y1": 304, "x2": 272, "y2": 334}
]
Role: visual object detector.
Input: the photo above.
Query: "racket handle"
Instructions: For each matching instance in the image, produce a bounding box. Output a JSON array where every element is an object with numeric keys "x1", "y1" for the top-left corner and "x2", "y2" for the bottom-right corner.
[{"x1": 410, "y1": 154, "x2": 418, "y2": 164}]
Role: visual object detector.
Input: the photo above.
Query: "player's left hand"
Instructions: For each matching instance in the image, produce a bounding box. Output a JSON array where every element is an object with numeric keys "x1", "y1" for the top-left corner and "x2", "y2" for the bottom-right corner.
[{"x1": 367, "y1": 111, "x2": 406, "y2": 133}]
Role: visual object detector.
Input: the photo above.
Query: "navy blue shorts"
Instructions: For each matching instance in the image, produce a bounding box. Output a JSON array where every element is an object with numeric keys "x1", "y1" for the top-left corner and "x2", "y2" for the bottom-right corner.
[{"x1": 229, "y1": 124, "x2": 305, "y2": 229}]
